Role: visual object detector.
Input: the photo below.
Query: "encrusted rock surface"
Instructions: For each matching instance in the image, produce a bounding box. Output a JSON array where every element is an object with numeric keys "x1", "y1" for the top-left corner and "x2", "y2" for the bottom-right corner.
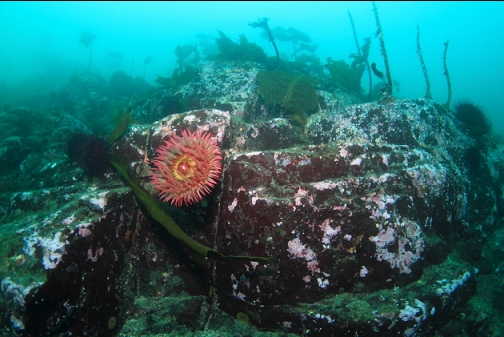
[
  {"x1": 1, "y1": 62, "x2": 503, "y2": 336},
  {"x1": 107, "y1": 100, "x2": 488, "y2": 335}
]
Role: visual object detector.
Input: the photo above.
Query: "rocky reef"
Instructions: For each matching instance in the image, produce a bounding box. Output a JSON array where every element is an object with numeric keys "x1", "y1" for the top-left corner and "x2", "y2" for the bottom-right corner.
[{"x1": 0, "y1": 61, "x2": 503, "y2": 336}]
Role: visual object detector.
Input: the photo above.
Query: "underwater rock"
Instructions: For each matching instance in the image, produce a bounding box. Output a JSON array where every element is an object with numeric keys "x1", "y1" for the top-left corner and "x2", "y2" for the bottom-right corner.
[
  {"x1": 134, "y1": 61, "x2": 260, "y2": 124},
  {"x1": 1, "y1": 61, "x2": 503, "y2": 336},
  {"x1": 0, "y1": 107, "x2": 53, "y2": 177},
  {"x1": 1, "y1": 184, "x2": 135, "y2": 336},
  {"x1": 0, "y1": 180, "x2": 213, "y2": 336},
  {"x1": 107, "y1": 103, "x2": 493, "y2": 334}
]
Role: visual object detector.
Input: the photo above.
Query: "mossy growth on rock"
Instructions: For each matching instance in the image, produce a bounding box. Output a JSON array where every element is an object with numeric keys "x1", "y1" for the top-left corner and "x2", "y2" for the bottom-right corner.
[
  {"x1": 256, "y1": 69, "x2": 319, "y2": 126},
  {"x1": 324, "y1": 58, "x2": 365, "y2": 93}
]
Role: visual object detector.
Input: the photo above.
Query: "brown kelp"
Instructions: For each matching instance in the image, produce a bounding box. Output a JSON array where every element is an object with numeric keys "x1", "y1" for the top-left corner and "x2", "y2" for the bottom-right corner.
[
  {"x1": 79, "y1": 31, "x2": 96, "y2": 73},
  {"x1": 107, "y1": 95, "x2": 134, "y2": 145},
  {"x1": 109, "y1": 158, "x2": 272, "y2": 265},
  {"x1": 443, "y1": 40, "x2": 452, "y2": 108},
  {"x1": 348, "y1": 11, "x2": 372, "y2": 101},
  {"x1": 326, "y1": 58, "x2": 366, "y2": 94},
  {"x1": 249, "y1": 17, "x2": 280, "y2": 68},
  {"x1": 372, "y1": 2, "x2": 392, "y2": 95},
  {"x1": 213, "y1": 31, "x2": 267, "y2": 64},
  {"x1": 106, "y1": 99, "x2": 270, "y2": 264},
  {"x1": 175, "y1": 44, "x2": 198, "y2": 71},
  {"x1": 416, "y1": 25, "x2": 432, "y2": 99}
]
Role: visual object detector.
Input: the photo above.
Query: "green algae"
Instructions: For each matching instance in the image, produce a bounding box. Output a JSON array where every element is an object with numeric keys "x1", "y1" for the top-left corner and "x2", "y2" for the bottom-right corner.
[
  {"x1": 107, "y1": 107, "x2": 132, "y2": 145},
  {"x1": 256, "y1": 69, "x2": 318, "y2": 126},
  {"x1": 119, "y1": 295, "x2": 299, "y2": 337},
  {"x1": 108, "y1": 96, "x2": 134, "y2": 145},
  {"x1": 325, "y1": 58, "x2": 365, "y2": 93}
]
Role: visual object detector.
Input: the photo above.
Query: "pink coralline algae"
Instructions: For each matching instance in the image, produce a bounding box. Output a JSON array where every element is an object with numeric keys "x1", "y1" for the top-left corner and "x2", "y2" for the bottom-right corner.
[{"x1": 369, "y1": 220, "x2": 425, "y2": 274}]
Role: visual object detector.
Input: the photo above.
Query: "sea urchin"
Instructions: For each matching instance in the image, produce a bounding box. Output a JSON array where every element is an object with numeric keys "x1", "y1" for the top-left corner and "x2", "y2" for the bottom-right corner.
[
  {"x1": 150, "y1": 129, "x2": 222, "y2": 206},
  {"x1": 67, "y1": 133, "x2": 109, "y2": 177},
  {"x1": 454, "y1": 102, "x2": 491, "y2": 140}
]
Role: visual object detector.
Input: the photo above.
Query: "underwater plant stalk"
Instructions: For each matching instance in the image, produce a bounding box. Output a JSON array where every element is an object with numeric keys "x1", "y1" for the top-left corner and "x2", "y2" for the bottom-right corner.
[
  {"x1": 109, "y1": 158, "x2": 272, "y2": 264},
  {"x1": 443, "y1": 39, "x2": 452, "y2": 108},
  {"x1": 348, "y1": 10, "x2": 372, "y2": 101},
  {"x1": 372, "y1": 2, "x2": 392, "y2": 95},
  {"x1": 177, "y1": 45, "x2": 183, "y2": 71},
  {"x1": 249, "y1": 18, "x2": 280, "y2": 68},
  {"x1": 416, "y1": 25, "x2": 432, "y2": 99},
  {"x1": 87, "y1": 44, "x2": 93, "y2": 73},
  {"x1": 348, "y1": 11, "x2": 361, "y2": 59}
]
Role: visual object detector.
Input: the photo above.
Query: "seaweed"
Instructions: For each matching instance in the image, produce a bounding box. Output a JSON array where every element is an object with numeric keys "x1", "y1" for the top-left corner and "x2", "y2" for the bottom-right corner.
[
  {"x1": 213, "y1": 31, "x2": 268, "y2": 65},
  {"x1": 256, "y1": 69, "x2": 319, "y2": 126},
  {"x1": 443, "y1": 40, "x2": 452, "y2": 109},
  {"x1": 372, "y1": 2, "x2": 393, "y2": 96},
  {"x1": 154, "y1": 74, "x2": 174, "y2": 87},
  {"x1": 154, "y1": 66, "x2": 197, "y2": 89},
  {"x1": 289, "y1": 54, "x2": 323, "y2": 75},
  {"x1": 416, "y1": 25, "x2": 432, "y2": 99},
  {"x1": 325, "y1": 58, "x2": 365, "y2": 94},
  {"x1": 175, "y1": 44, "x2": 198, "y2": 71},
  {"x1": 79, "y1": 31, "x2": 96, "y2": 73},
  {"x1": 348, "y1": 11, "x2": 372, "y2": 101},
  {"x1": 249, "y1": 17, "x2": 280, "y2": 68},
  {"x1": 172, "y1": 66, "x2": 197, "y2": 86},
  {"x1": 371, "y1": 62, "x2": 384, "y2": 79},
  {"x1": 108, "y1": 158, "x2": 272, "y2": 265},
  {"x1": 107, "y1": 96, "x2": 134, "y2": 145}
]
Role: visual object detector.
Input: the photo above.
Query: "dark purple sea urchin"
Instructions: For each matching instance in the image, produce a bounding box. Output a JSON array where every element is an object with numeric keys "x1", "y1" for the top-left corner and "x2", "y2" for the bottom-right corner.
[
  {"x1": 454, "y1": 102, "x2": 491, "y2": 141},
  {"x1": 67, "y1": 133, "x2": 109, "y2": 177}
]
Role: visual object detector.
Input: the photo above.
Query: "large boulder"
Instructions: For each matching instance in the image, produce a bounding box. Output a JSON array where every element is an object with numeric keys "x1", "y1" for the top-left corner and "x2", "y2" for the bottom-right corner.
[
  {"x1": 108, "y1": 99, "x2": 485, "y2": 335},
  {"x1": 1, "y1": 62, "x2": 502, "y2": 336}
]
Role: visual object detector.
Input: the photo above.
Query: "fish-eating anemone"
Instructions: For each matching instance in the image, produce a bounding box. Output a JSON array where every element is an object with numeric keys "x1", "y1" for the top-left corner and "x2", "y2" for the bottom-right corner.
[{"x1": 67, "y1": 133, "x2": 109, "y2": 177}]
